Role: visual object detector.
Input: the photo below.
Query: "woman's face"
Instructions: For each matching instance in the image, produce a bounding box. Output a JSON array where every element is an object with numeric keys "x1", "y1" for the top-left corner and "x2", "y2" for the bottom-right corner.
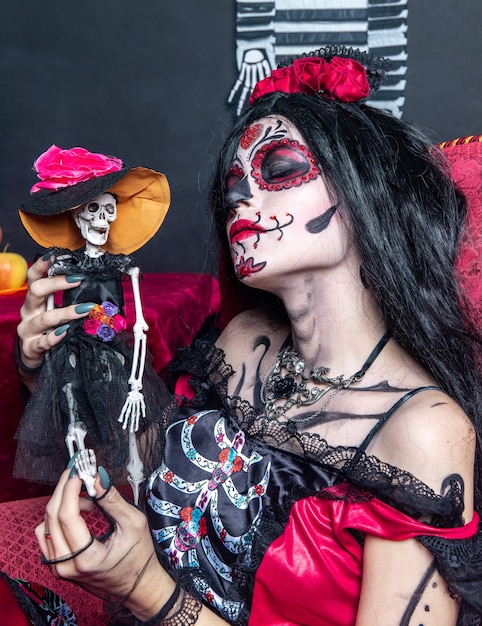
[{"x1": 224, "y1": 116, "x2": 352, "y2": 285}]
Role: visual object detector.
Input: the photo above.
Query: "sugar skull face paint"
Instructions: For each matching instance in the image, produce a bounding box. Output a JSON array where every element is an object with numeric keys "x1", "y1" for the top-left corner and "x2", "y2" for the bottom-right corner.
[
  {"x1": 228, "y1": 211, "x2": 294, "y2": 247},
  {"x1": 225, "y1": 117, "x2": 342, "y2": 282},
  {"x1": 240, "y1": 123, "x2": 262, "y2": 149},
  {"x1": 305, "y1": 205, "x2": 338, "y2": 234}
]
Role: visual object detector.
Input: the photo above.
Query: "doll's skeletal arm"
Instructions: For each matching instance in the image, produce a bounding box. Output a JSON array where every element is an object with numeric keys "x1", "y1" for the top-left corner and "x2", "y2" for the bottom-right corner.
[{"x1": 118, "y1": 266, "x2": 148, "y2": 432}]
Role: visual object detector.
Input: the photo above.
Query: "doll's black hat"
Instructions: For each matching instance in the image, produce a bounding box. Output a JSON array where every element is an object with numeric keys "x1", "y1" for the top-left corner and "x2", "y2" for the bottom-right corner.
[{"x1": 18, "y1": 145, "x2": 170, "y2": 255}]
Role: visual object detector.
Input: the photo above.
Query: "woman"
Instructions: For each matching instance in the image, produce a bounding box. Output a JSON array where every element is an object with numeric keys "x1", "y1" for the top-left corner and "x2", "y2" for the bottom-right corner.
[{"x1": 13, "y1": 47, "x2": 482, "y2": 625}]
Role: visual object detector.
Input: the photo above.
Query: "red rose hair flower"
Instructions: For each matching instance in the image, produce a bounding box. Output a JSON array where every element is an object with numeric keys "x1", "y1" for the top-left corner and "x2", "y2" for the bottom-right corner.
[{"x1": 249, "y1": 56, "x2": 370, "y2": 105}]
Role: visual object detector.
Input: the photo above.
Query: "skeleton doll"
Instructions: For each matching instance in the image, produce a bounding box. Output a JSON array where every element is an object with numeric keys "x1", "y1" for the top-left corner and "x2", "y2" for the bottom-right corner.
[{"x1": 14, "y1": 145, "x2": 170, "y2": 504}]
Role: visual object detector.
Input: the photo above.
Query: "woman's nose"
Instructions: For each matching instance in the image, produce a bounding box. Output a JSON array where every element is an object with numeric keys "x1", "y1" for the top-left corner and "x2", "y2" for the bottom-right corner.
[{"x1": 225, "y1": 175, "x2": 253, "y2": 210}]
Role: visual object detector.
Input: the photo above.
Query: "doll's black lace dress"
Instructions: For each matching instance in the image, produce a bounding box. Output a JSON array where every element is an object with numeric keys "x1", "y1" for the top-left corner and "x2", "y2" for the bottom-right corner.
[{"x1": 14, "y1": 247, "x2": 164, "y2": 484}]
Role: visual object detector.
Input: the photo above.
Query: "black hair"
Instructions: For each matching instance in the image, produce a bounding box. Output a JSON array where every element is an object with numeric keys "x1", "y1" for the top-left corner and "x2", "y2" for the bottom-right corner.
[{"x1": 210, "y1": 91, "x2": 482, "y2": 507}]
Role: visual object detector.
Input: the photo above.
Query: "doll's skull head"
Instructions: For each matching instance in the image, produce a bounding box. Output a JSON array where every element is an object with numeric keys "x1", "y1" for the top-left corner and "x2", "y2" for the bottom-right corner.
[{"x1": 73, "y1": 192, "x2": 117, "y2": 248}]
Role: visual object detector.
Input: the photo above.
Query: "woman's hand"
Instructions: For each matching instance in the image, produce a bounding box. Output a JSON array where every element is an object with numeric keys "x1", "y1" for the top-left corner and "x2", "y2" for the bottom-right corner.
[
  {"x1": 17, "y1": 255, "x2": 91, "y2": 371},
  {"x1": 35, "y1": 467, "x2": 175, "y2": 621}
]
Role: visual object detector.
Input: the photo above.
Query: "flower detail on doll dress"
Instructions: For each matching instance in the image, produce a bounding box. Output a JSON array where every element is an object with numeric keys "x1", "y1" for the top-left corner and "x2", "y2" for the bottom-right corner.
[
  {"x1": 83, "y1": 301, "x2": 127, "y2": 342},
  {"x1": 146, "y1": 409, "x2": 270, "y2": 619}
]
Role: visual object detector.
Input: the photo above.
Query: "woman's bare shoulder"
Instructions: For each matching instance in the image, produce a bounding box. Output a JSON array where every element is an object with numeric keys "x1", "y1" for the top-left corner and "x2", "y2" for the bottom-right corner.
[{"x1": 371, "y1": 388, "x2": 475, "y2": 509}]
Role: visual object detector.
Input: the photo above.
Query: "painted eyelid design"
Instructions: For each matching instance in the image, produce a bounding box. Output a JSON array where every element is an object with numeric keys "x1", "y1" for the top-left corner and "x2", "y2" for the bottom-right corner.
[
  {"x1": 251, "y1": 139, "x2": 321, "y2": 191},
  {"x1": 261, "y1": 150, "x2": 309, "y2": 181},
  {"x1": 225, "y1": 163, "x2": 245, "y2": 190}
]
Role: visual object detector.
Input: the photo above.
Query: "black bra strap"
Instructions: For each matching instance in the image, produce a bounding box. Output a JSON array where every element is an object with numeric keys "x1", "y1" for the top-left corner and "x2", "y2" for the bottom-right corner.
[
  {"x1": 352, "y1": 385, "x2": 443, "y2": 465},
  {"x1": 351, "y1": 330, "x2": 391, "y2": 381}
]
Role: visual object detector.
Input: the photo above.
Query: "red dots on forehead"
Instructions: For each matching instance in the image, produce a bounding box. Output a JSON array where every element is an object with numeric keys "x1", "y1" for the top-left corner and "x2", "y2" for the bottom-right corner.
[{"x1": 240, "y1": 123, "x2": 262, "y2": 150}]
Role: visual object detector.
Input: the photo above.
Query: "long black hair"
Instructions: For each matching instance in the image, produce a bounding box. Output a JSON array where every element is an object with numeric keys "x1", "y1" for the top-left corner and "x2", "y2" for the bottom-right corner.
[{"x1": 210, "y1": 90, "x2": 482, "y2": 506}]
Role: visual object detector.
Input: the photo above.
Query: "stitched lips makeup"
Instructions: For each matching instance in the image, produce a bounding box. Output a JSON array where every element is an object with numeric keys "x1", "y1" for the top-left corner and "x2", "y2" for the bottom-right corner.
[{"x1": 229, "y1": 219, "x2": 267, "y2": 245}]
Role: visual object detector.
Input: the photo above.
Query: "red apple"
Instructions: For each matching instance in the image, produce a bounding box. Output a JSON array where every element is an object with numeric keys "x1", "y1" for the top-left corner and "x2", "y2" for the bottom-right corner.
[{"x1": 0, "y1": 245, "x2": 28, "y2": 290}]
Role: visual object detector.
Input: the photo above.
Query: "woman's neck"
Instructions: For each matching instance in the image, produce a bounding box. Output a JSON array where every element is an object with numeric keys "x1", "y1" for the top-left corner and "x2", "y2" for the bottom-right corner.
[{"x1": 276, "y1": 269, "x2": 387, "y2": 375}]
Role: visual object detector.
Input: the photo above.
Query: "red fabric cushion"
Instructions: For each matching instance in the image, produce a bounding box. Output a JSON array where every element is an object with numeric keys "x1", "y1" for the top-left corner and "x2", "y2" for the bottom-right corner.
[{"x1": 0, "y1": 495, "x2": 111, "y2": 624}]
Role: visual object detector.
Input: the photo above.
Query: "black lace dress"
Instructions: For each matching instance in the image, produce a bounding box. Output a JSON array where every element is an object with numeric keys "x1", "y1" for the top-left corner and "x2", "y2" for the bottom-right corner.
[
  {"x1": 14, "y1": 247, "x2": 165, "y2": 484},
  {"x1": 146, "y1": 340, "x2": 482, "y2": 626}
]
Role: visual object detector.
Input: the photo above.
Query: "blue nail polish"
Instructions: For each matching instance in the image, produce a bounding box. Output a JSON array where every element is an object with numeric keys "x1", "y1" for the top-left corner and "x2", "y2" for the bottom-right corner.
[
  {"x1": 98, "y1": 466, "x2": 111, "y2": 490},
  {"x1": 42, "y1": 252, "x2": 54, "y2": 261},
  {"x1": 75, "y1": 302, "x2": 96, "y2": 314},
  {"x1": 54, "y1": 323, "x2": 70, "y2": 336},
  {"x1": 66, "y1": 274, "x2": 86, "y2": 283},
  {"x1": 69, "y1": 466, "x2": 78, "y2": 478},
  {"x1": 67, "y1": 451, "x2": 81, "y2": 469}
]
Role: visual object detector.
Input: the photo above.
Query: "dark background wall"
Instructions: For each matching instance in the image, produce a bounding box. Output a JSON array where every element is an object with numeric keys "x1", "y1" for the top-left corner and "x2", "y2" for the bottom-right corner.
[{"x1": 1, "y1": 1, "x2": 481, "y2": 273}]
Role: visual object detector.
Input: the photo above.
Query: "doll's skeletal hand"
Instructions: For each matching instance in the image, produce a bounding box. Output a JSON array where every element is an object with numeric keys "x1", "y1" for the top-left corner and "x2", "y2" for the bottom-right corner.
[
  {"x1": 75, "y1": 449, "x2": 98, "y2": 498},
  {"x1": 118, "y1": 389, "x2": 146, "y2": 433}
]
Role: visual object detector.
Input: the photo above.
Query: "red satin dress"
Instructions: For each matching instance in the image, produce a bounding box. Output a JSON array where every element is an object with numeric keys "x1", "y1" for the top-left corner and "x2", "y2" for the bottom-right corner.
[{"x1": 249, "y1": 483, "x2": 479, "y2": 626}]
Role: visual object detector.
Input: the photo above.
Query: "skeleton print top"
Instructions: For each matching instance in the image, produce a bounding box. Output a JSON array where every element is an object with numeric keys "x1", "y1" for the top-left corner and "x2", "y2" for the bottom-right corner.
[{"x1": 146, "y1": 340, "x2": 482, "y2": 626}]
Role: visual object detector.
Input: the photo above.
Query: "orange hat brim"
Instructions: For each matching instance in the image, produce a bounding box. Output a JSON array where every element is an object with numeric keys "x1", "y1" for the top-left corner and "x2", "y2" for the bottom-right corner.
[{"x1": 18, "y1": 167, "x2": 170, "y2": 255}]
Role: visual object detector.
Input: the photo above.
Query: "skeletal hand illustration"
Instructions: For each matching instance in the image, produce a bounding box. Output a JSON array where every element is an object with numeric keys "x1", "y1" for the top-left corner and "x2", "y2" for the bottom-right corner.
[{"x1": 228, "y1": 48, "x2": 273, "y2": 115}]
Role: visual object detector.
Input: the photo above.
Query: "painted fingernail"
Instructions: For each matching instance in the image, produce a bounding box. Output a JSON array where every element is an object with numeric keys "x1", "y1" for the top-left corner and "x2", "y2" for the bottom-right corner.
[
  {"x1": 75, "y1": 302, "x2": 96, "y2": 314},
  {"x1": 42, "y1": 252, "x2": 54, "y2": 261},
  {"x1": 66, "y1": 274, "x2": 86, "y2": 283},
  {"x1": 98, "y1": 466, "x2": 111, "y2": 490},
  {"x1": 69, "y1": 466, "x2": 78, "y2": 479},
  {"x1": 54, "y1": 323, "x2": 70, "y2": 336},
  {"x1": 67, "y1": 451, "x2": 81, "y2": 469}
]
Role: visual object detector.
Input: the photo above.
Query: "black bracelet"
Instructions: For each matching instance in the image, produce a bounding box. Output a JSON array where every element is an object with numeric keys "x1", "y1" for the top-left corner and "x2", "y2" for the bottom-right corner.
[{"x1": 139, "y1": 583, "x2": 182, "y2": 625}]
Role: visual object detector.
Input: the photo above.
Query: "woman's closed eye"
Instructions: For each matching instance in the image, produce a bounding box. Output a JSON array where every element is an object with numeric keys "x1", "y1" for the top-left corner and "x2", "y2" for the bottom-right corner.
[
  {"x1": 251, "y1": 139, "x2": 320, "y2": 190},
  {"x1": 262, "y1": 155, "x2": 308, "y2": 182}
]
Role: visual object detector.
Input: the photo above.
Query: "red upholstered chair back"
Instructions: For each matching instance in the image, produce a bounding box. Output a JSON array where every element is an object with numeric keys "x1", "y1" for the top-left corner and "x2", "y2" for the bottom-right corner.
[{"x1": 438, "y1": 135, "x2": 482, "y2": 329}]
